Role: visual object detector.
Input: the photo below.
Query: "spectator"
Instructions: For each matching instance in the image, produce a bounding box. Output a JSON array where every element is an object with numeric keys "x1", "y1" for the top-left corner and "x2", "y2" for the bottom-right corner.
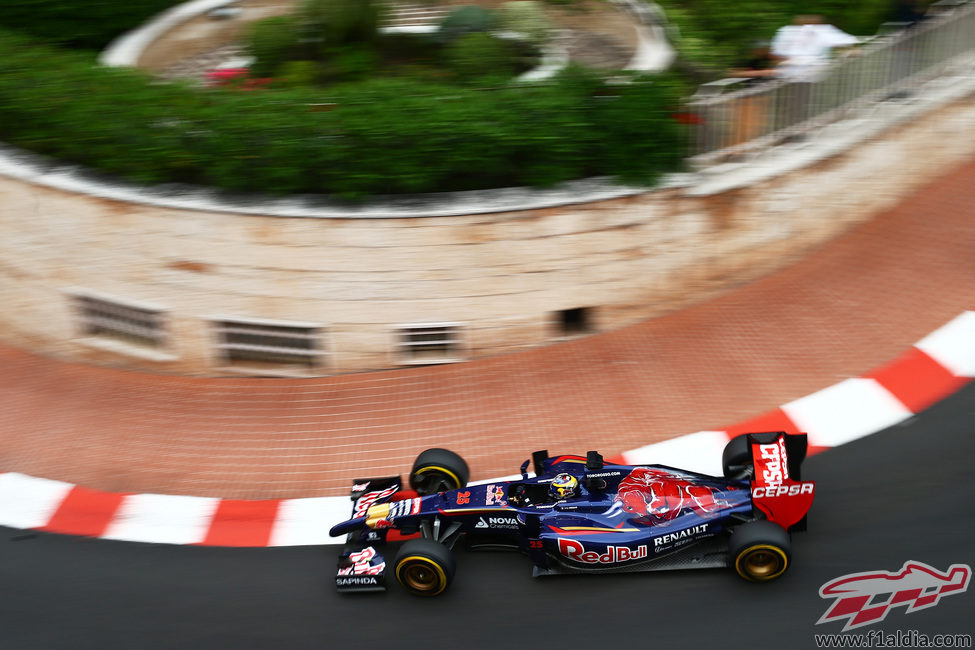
[
  {"x1": 728, "y1": 40, "x2": 781, "y2": 82},
  {"x1": 771, "y1": 15, "x2": 860, "y2": 82}
]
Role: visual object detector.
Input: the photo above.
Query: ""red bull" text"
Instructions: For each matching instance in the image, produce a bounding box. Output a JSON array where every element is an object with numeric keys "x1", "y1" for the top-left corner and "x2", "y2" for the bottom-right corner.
[{"x1": 557, "y1": 538, "x2": 648, "y2": 564}]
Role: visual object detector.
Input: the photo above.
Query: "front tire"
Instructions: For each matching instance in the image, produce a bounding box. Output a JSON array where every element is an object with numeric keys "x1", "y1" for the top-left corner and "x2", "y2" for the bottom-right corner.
[
  {"x1": 729, "y1": 520, "x2": 791, "y2": 582},
  {"x1": 394, "y1": 538, "x2": 456, "y2": 597},
  {"x1": 409, "y1": 448, "x2": 470, "y2": 495}
]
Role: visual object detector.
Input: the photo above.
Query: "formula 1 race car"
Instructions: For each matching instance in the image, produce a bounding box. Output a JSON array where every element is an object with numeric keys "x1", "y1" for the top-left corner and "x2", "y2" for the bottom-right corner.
[{"x1": 329, "y1": 432, "x2": 814, "y2": 596}]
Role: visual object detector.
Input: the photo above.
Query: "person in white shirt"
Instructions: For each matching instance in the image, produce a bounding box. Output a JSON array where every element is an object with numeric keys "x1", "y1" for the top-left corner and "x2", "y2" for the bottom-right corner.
[{"x1": 771, "y1": 15, "x2": 860, "y2": 82}]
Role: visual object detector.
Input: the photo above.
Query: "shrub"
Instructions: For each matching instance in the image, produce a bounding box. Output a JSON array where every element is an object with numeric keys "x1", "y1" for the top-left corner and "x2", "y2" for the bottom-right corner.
[
  {"x1": 0, "y1": 28, "x2": 687, "y2": 198},
  {"x1": 445, "y1": 33, "x2": 516, "y2": 84},
  {"x1": 587, "y1": 73, "x2": 687, "y2": 182},
  {"x1": 248, "y1": 16, "x2": 299, "y2": 77},
  {"x1": 0, "y1": 0, "x2": 179, "y2": 49},
  {"x1": 438, "y1": 5, "x2": 499, "y2": 43},
  {"x1": 249, "y1": 0, "x2": 390, "y2": 82},
  {"x1": 499, "y1": 1, "x2": 552, "y2": 45},
  {"x1": 275, "y1": 60, "x2": 325, "y2": 88},
  {"x1": 377, "y1": 31, "x2": 441, "y2": 66},
  {"x1": 322, "y1": 47, "x2": 381, "y2": 82},
  {"x1": 299, "y1": 0, "x2": 385, "y2": 50}
]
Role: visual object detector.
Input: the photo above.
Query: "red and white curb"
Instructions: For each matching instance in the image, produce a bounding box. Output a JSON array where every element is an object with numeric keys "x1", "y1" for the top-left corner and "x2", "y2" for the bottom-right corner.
[
  {"x1": 612, "y1": 310, "x2": 975, "y2": 470},
  {"x1": 2, "y1": 310, "x2": 972, "y2": 547}
]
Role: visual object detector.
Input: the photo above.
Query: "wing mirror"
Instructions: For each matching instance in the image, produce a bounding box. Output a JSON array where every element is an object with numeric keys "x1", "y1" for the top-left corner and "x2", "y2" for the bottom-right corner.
[
  {"x1": 520, "y1": 459, "x2": 530, "y2": 480},
  {"x1": 586, "y1": 451, "x2": 604, "y2": 471}
]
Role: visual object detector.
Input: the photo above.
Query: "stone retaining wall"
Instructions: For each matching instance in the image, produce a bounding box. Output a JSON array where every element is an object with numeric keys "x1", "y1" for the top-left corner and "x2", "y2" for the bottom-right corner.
[{"x1": 1, "y1": 91, "x2": 974, "y2": 376}]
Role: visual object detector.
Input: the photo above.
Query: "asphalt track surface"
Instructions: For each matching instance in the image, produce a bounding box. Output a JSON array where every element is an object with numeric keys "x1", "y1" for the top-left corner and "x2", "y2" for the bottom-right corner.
[{"x1": 3, "y1": 382, "x2": 974, "y2": 650}]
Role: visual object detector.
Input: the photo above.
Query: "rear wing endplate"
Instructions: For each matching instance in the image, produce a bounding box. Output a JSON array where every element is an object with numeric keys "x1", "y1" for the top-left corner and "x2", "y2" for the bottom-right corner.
[{"x1": 747, "y1": 432, "x2": 815, "y2": 531}]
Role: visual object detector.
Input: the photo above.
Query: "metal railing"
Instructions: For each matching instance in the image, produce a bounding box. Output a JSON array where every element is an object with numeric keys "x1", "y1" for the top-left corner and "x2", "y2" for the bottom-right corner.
[{"x1": 685, "y1": 0, "x2": 975, "y2": 165}]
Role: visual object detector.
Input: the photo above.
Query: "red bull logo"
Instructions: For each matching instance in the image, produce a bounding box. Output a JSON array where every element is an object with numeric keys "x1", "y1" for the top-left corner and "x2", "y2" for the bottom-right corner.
[
  {"x1": 817, "y1": 561, "x2": 971, "y2": 631},
  {"x1": 557, "y1": 538, "x2": 648, "y2": 564}
]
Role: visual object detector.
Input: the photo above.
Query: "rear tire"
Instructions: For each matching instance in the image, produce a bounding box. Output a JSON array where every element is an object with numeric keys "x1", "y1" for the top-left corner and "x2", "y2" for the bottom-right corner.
[
  {"x1": 409, "y1": 448, "x2": 470, "y2": 495},
  {"x1": 722, "y1": 434, "x2": 752, "y2": 480},
  {"x1": 729, "y1": 520, "x2": 791, "y2": 582},
  {"x1": 394, "y1": 538, "x2": 456, "y2": 597}
]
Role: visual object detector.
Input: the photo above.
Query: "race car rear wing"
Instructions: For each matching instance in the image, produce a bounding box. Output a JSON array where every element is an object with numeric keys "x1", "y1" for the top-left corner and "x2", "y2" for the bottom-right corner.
[{"x1": 744, "y1": 432, "x2": 815, "y2": 532}]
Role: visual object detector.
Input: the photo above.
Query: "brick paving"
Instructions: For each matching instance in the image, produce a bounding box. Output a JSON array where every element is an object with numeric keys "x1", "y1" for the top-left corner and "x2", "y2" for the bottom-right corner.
[{"x1": 1, "y1": 156, "x2": 973, "y2": 499}]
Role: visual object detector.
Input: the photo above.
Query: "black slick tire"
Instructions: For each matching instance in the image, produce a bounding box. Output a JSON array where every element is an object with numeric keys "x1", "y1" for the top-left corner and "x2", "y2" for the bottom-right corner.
[
  {"x1": 409, "y1": 448, "x2": 470, "y2": 495},
  {"x1": 729, "y1": 520, "x2": 792, "y2": 582},
  {"x1": 394, "y1": 538, "x2": 456, "y2": 597}
]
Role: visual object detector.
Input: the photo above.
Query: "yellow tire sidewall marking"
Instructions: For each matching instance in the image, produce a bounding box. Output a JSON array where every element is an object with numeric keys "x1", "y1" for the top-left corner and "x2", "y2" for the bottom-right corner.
[
  {"x1": 413, "y1": 465, "x2": 461, "y2": 490},
  {"x1": 735, "y1": 543, "x2": 789, "y2": 581},
  {"x1": 395, "y1": 555, "x2": 449, "y2": 596}
]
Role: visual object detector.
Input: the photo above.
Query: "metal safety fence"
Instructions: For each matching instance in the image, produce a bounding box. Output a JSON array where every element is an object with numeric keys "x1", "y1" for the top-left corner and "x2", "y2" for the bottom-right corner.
[{"x1": 685, "y1": 0, "x2": 975, "y2": 166}]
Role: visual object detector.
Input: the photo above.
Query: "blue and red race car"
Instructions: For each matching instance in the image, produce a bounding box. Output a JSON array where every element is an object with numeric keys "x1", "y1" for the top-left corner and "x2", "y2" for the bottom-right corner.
[{"x1": 329, "y1": 432, "x2": 815, "y2": 596}]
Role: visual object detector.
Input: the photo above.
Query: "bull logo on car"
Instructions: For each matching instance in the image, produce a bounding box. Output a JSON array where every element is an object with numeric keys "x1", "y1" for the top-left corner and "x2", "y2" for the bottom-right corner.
[{"x1": 615, "y1": 468, "x2": 729, "y2": 525}]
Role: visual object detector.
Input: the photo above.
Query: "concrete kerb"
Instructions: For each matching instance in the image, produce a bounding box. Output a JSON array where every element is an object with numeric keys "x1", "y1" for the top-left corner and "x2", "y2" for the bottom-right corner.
[{"x1": 1, "y1": 310, "x2": 972, "y2": 546}]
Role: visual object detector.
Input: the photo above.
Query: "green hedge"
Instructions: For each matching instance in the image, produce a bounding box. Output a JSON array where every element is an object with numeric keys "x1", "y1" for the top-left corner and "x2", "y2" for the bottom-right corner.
[
  {"x1": 0, "y1": 0, "x2": 179, "y2": 49},
  {"x1": 0, "y1": 30, "x2": 687, "y2": 198}
]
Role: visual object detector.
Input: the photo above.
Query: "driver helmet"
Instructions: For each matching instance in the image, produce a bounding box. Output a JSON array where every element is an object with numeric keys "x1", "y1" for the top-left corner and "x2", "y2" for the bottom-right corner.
[{"x1": 550, "y1": 473, "x2": 579, "y2": 501}]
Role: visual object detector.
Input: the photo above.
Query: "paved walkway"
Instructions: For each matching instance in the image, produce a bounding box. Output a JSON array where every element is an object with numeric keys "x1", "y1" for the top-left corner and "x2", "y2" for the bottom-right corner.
[{"x1": 2, "y1": 156, "x2": 974, "y2": 500}]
